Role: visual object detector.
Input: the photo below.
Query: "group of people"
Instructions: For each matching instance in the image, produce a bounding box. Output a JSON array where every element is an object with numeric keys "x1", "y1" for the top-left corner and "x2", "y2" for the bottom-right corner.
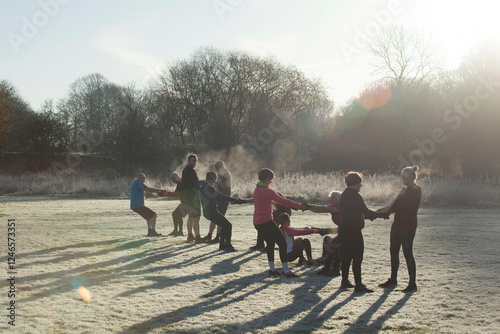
[{"x1": 130, "y1": 154, "x2": 421, "y2": 293}]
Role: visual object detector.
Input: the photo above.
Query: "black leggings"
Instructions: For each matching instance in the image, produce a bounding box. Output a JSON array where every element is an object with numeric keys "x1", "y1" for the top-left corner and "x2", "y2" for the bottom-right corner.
[
  {"x1": 341, "y1": 227, "x2": 364, "y2": 285},
  {"x1": 287, "y1": 238, "x2": 312, "y2": 262},
  {"x1": 390, "y1": 226, "x2": 416, "y2": 284},
  {"x1": 255, "y1": 220, "x2": 288, "y2": 263},
  {"x1": 206, "y1": 211, "x2": 232, "y2": 247}
]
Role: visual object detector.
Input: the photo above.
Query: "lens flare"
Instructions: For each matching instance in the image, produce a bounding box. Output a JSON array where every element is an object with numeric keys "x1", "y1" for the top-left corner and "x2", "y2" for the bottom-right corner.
[
  {"x1": 77, "y1": 286, "x2": 92, "y2": 303},
  {"x1": 72, "y1": 277, "x2": 92, "y2": 302},
  {"x1": 357, "y1": 84, "x2": 392, "y2": 110}
]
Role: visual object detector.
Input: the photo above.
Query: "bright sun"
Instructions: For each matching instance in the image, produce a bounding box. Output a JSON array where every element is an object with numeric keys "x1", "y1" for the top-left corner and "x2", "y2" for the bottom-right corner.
[{"x1": 397, "y1": 0, "x2": 500, "y2": 68}]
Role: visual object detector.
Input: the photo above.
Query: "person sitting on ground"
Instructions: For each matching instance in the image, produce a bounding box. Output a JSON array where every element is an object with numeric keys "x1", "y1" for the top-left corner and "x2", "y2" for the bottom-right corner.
[
  {"x1": 308, "y1": 190, "x2": 342, "y2": 276},
  {"x1": 200, "y1": 171, "x2": 251, "y2": 252},
  {"x1": 130, "y1": 173, "x2": 166, "y2": 237},
  {"x1": 277, "y1": 213, "x2": 320, "y2": 265}
]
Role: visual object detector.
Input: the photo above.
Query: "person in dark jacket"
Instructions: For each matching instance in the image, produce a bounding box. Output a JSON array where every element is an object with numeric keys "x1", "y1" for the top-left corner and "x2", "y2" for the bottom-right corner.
[
  {"x1": 377, "y1": 166, "x2": 422, "y2": 292},
  {"x1": 204, "y1": 160, "x2": 232, "y2": 243},
  {"x1": 200, "y1": 172, "x2": 251, "y2": 251},
  {"x1": 339, "y1": 171, "x2": 388, "y2": 293},
  {"x1": 182, "y1": 154, "x2": 202, "y2": 243},
  {"x1": 166, "y1": 172, "x2": 200, "y2": 237}
]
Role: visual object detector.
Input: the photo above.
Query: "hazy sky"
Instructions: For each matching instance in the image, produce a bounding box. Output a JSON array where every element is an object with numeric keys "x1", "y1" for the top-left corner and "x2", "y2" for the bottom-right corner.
[{"x1": 1, "y1": 0, "x2": 499, "y2": 110}]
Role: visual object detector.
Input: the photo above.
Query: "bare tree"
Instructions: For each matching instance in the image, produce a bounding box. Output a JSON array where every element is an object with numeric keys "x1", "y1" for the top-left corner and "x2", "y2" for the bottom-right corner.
[{"x1": 369, "y1": 25, "x2": 442, "y2": 95}]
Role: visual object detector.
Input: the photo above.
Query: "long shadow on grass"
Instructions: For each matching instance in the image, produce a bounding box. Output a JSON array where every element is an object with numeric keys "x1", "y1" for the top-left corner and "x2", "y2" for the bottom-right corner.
[
  {"x1": 343, "y1": 292, "x2": 411, "y2": 333},
  {"x1": 14, "y1": 241, "x2": 211, "y2": 303},
  {"x1": 14, "y1": 238, "x2": 149, "y2": 268},
  {"x1": 114, "y1": 251, "x2": 262, "y2": 299},
  {"x1": 119, "y1": 263, "x2": 335, "y2": 334},
  {"x1": 118, "y1": 272, "x2": 276, "y2": 334},
  {"x1": 270, "y1": 287, "x2": 354, "y2": 334}
]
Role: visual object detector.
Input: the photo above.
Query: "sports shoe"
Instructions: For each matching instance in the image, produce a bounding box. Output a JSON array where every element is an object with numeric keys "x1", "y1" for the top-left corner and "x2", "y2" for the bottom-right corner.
[
  {"x1": 168, "y1": 230, "x2": 178, "y2": 236},
  {"x1": 379, "y1": 278, "x2": 397, "y2": 288},
  {"x1": 173, "y1": 231, "x2": 184, "y2": 237},
  {"x1": 201, "y1": 234, "x2": 212, "y2": 242},
  {"x1": 147, "y1": 231, "x2": 162, "y2": 237},
  {"x1": 355, "y1": 284, "x2": 374, "y2": 293},
  {"x1": 186, "y1": 234, "x2": 195, "y2": 242},
  {"x1": 402, "y1": 284, "x2": 417, "y2": 292},
  {"x1": 341, "y1": 280, "x2": 354, "y2": 288},
  {"x1": 268, "y1": 270, "x2": 281, "y2": 276},
  {"x1": 209, "y1": 235, "x2": 220, "y2": 244},
  {"x1": 283, "y1": 271, "x2": 298, "y2": 278},
  {"x1": 195, "y1": 236, "x2": 204, "y2": 244},
  {"x1": 297, "y1": 258, "x2": 306, "y2": 266}
]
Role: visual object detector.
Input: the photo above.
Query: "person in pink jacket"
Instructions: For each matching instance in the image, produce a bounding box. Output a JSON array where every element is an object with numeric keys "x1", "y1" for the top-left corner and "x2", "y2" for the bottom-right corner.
[
  {"x1": 277, "y1": 213, "x2": 320, "y2": 265},
  {"x1": 253, "y1": 168, "x2": 308, "y2": 277}
]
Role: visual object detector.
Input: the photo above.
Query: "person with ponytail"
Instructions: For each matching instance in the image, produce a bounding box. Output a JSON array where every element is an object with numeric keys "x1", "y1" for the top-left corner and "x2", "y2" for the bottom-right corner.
[{"x1": 377, "y1": 166, "x2": 422, "y2": 292}]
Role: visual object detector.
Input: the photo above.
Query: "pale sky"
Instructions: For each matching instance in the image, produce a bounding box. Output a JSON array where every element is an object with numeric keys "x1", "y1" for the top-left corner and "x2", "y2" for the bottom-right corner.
[{"x1": 1, "y1": 0, "x2": 499, "y2": 111}]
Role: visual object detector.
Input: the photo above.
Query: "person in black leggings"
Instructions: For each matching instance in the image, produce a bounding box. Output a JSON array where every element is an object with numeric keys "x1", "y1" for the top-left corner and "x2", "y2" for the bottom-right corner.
[
  {"x1": 200, "y1": 172, "x2": 250, "y2": 251},
  {"x1": 339, "y1": 171, "x2": 388, "y2": 293},
  {"x1": 377, "y1": 166, "x2": 421, "y2": 292}
]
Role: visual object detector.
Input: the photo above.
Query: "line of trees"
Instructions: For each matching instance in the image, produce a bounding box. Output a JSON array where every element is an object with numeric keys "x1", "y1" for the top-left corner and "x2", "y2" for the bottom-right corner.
[{"x1": 1, "y1": 27, "x2": 499, "y2": 179}]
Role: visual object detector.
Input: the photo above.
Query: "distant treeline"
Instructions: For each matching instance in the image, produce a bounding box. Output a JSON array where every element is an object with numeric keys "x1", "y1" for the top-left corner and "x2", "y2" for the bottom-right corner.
[{"x1": 1, "y1": 29, "x2": 499, "y2": 178}]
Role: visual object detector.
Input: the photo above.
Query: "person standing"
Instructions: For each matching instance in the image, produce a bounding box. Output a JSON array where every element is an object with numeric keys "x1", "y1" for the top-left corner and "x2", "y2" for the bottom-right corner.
[
  {"x1": 204, "y1": 160, "x2": 232, "y2": 243},
  {"x1": 253, "y1": 168, "x2": 308, "y2": 277},
  {"x1": 167, "y1": 172, "x2": 199, "y2": 237},
  {"x1": 130, "y1": 173, "x2": 166, "y2": 237},
  {"x1": 339, "y1": 172, "x2": 388, "y2": 292},
  {"x1": 377, "y1": 166, "x2": 422, "y2": 292},
  {"x1": 182, "y1": 154, "x2": 203, "y2": 243}
]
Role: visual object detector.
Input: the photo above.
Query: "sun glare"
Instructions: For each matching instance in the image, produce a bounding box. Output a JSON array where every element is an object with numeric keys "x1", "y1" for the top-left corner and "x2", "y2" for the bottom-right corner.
[{"x1": 398, "y1": 0, "x2": 500, "y2": 68}]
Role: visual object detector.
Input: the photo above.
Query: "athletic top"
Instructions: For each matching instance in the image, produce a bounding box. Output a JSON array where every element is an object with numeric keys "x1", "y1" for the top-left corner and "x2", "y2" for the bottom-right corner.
[
  {"x1": 280, "y1": 225, "x2": 316, "y2": 253},
  {"x1": 182, "y1": 165, "x2": 200, "y2": 208},
  {"x1": 130, "y1": 179, "x2": 146, "y2": 210},
  {"x1": 379, "y1": 184, "x2": 421, "y2": 231},
  {"x1": 200, "y1": 181, "x2": 236, "y2": 219},
  {"x1": 339, "y1": 188, "x2": 379, "y2": 230},
  {"x1": 253, "y1": 185, "x2": 301, "y2": 225}
]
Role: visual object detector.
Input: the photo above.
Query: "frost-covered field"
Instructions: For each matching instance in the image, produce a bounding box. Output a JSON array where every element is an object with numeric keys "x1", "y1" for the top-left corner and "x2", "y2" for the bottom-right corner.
[{"x1": 0, "y1": 196, "x2": 499, "y2": 333}]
